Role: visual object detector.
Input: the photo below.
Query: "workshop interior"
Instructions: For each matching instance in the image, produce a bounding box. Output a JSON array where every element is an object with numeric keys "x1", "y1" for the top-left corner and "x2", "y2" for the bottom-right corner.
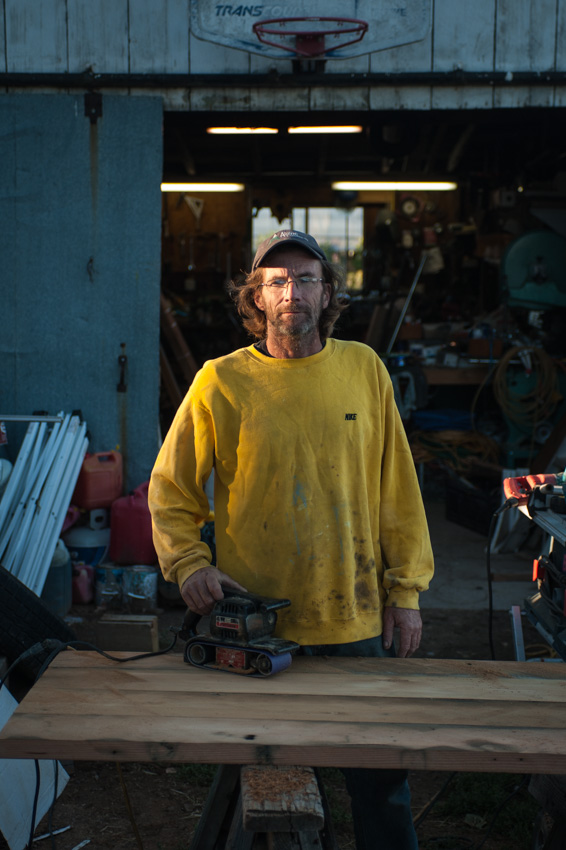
[
  {"x1": 3, "y1": 103, "x2": 566, "y2": 680},
  {"x1": 3, "y1": 99, "x2": 566, "y2": 669},
  {"x1": 3, "y1": 3, "x2": 566, "y2": 847}
]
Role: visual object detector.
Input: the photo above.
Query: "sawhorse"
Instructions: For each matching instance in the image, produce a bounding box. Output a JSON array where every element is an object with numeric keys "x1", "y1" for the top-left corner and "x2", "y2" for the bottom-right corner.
[{"x1": 189, "y1": 764, "x2": 340, "y2": 850}]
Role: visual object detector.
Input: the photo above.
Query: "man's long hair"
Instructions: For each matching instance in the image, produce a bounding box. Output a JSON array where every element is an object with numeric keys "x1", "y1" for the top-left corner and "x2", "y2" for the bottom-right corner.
[{"x1": 227, "y1": 258, "x2": 347, "y2": 341}]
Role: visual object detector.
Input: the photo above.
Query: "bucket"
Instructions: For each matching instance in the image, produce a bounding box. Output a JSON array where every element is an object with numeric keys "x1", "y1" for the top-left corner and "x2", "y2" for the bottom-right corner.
[
  {"x1": 41, "y1": 539, "x2": 72, "y2": 618},
  {"x1": 72, "y1": 451, "x2": 123, "y2": 510},
  {"x1": 109, "y1": 482, "x2": 157, "y2": 566},
  {"x1": 95, "y1": 564, "x2": 123, "y2": 609},
  {"x1": 62, "y1": 526, "x2": 110, "y2": 567},
  {"x1": 122, "y1": 565, "x2": 159, "y2": 614}
]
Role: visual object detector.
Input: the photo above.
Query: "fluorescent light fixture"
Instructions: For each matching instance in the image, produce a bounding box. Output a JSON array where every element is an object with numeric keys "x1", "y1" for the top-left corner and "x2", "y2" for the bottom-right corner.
[
  {"x1": 207, "y1": 127, "x2": 278, "y2": 135},
  {"x1": 289, "y1": 125, "x2": 363, "y2": 134},
  {"x1": 332, "y1": 180, "x2": 458, "y2": 191},
  {"x1": 161, "y1": 182, "x2": 245, "y2": 193}
]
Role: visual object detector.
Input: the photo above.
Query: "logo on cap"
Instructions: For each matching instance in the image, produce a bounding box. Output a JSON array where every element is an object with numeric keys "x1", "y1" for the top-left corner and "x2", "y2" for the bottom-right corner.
[{"x1": 252, "y1": 229, "x2": 327, "y2": 271}]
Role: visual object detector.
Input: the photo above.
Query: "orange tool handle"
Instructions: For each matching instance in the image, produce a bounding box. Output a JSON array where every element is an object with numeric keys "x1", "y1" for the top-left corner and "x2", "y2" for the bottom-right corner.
[{"x1": 503, "y1": 473, "x2": 558, "y2": 505}]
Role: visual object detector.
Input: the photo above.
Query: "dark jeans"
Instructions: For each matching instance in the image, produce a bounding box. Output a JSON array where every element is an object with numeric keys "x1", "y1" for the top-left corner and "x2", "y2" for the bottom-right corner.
[{"x1": 300, "y1": 636, "x2": 418, "y2": 850}]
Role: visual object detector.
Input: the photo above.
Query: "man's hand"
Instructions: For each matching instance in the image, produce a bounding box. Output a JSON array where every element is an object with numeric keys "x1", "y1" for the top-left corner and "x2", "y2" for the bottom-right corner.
[
  {"x1": 382, "y1": 607, "x2": 422, "y2": 658},
  {"x1": 181, "y1": 567, "x2": 247, "y2": 615}
]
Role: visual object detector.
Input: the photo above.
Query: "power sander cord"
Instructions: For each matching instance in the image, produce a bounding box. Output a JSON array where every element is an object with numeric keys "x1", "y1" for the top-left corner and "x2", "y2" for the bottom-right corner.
[{"x1": 487, "y1": 497, "x2": 519, "y2": 661}]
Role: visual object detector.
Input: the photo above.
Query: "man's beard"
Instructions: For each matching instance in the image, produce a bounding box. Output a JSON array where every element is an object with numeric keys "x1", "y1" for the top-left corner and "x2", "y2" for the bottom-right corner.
[
  {"x1": 273, "y1": 310, "x2": 317, "y2": 338},
  {"x1": 266, "y1": 294, "x2": 326, "y2": 338}
]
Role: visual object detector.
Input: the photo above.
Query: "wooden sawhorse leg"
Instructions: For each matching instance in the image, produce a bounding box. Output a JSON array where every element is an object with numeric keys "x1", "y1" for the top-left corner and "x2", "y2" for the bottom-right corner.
[{"x1": 189, "y1": 765, "x2": 340, "y2": 850}]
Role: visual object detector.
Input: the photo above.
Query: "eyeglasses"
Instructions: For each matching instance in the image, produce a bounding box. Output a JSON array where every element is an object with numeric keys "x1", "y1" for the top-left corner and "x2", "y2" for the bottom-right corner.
[{"x1": 261, "y1": 275, "x2": 325, "y2": 289}]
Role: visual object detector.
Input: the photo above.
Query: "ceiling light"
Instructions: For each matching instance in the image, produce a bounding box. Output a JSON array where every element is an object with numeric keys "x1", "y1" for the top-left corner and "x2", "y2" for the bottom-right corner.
[
  {"x1": 332, "y1": 180, "x2": 458, "y2": 191},
  {"x1": 160, "y1": 182, "x2": 245, "y2": 193},
  {"x1": 288, "y1": 126, "x2": 363, "y2": 134},
  {"x1": 206, "y1": 127, "x2": 278, "y2": 135}
]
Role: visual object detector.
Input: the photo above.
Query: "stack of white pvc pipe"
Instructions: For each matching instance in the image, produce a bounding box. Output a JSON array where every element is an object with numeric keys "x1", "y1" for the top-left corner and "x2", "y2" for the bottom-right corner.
[{"x1": 0, "y1": 413, "x2": 88, "y2": 596}]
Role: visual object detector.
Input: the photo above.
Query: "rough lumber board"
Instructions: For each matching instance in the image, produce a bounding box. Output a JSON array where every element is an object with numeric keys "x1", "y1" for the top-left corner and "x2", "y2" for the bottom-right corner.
[
  {"x1": 11, "y1": 687, "x2": 566, "y2": 731},
  {"x1": 241, "y1": 766, "x2": 324, "y2": 832},
  {"x1": 1, "y1": 653, "x2": 566, "y2": 774}
]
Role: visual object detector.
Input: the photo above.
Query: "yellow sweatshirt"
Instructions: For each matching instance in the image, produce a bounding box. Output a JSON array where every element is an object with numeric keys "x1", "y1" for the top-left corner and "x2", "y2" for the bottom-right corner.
[{"x1": 149, "y1": 339, "x2": 434, "y2": 645}]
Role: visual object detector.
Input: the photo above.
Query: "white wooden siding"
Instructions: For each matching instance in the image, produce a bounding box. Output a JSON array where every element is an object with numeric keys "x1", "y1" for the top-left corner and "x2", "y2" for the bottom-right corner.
[
  {"x1": 1, "y1": 0, "x2": 565, "y2": 110},
  {"x1": 67, "y1": 0, "x2": 129, "y2": 73}
]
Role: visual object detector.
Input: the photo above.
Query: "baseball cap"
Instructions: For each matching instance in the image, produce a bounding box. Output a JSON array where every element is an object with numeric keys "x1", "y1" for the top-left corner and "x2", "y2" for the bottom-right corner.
[{"x1": 252, "y1": 230, "x2": 327, "y2": 271}]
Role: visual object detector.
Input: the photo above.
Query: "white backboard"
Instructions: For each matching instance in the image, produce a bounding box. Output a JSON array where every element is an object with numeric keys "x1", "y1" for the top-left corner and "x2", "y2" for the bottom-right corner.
[{"x1": 190, "y1": 0, "x2": 432, "y2": 60}]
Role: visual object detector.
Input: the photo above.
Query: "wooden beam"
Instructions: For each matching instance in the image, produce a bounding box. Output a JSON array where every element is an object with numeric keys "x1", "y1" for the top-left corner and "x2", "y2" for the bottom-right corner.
[
  {"x1": 160, "y1": 293, "x2": 200, "y2": 385},
  {"x1": 159, "y1": 343, "x2": 184, "y2": 410},
  {"x1": 1, "y1": 654, "x2": 566, "y2": 775},
  {"x1": 241, "y1": 766, "x2": 324, "y2": 833}
]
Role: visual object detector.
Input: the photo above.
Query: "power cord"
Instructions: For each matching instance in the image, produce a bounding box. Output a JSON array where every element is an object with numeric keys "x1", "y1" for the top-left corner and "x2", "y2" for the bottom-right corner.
[
  {"x1": 33, "y1": 634, "x2": 179, "y2": 682},
  {"x1": 418, "y1": 774, "x2": 531, "y2": 850},
  {"x1": 472, "y1": 774, "x2": 530, "y2": 849},
  {"x1": 414, "y1": 772, "x2": 457, "y2": 828},
  {"x1": 28, "y1": 759, "x2": 40, "y2": 850},
  {"x1": 1, "y1": 633, "x2": 180, "y2": 848},
  {"x1": 486, "y1": 497, "x2": 518, "y2": 660},
  {"x1": 116, "y1": 761, "x2": 144, "y2": 850}
]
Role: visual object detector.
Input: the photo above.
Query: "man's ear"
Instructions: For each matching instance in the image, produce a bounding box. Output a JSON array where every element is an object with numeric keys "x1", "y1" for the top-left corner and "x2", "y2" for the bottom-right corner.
[{"x1": 254, "y1": 288, "x2": 265, "y2": 312}]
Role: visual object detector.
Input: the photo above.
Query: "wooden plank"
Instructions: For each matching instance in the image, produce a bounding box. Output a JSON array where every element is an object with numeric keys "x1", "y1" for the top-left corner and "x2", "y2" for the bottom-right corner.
[
  {"x1": 129, "y1": 0, "x2": 190, "y2": 74},
  {"x1": 4, "y1": 0, "x2": 67, "y2": 72},
  {"x1": 557, "y1": 0, "x2": 566, "y2": 71},
  {"x1": 432, "y1": 87, "x2": 494, "y2": 110},
  {"x1": 15, "y1": 689, "x2": 566, "y2": 732},
  {"x1": 0, "y1": 2, "x2": 5, "y2": 73},
  {"x1": 224, "y1": 790, "x2": 253, "y2": 850},
  {"x1": 188, "y1": 32, "x2": 249, "y2": 74},
  {"x1": 94, "y1": 614, "x2": 160, "y2": 652},
  {"x1": 189, "y1": 764, "x2": 240, "y2": 850},
  {"x1": 25, "y1": 653, "x2": 566, "y2": 699},
  {"x1": 309, "y1": 85, "x2": 370, "y2": 111},
  {"x1": 159, "y1": 344, "x2": 184, "y2": 410},
  {"x1": 241, "y1": 766, "x2": 324, "y2": 833},
  {"x1": 370, "y1": 26, "x2": 432, "y2": 74},
  {"x1": 3, "y1": 711, "x2": 566, "y2": 774},
  {"x1": 369, "y1": 85, "x2": 432, "y2": 111},
  {"x1": 67, "y1": 0, "x2": 129, "y2": 73},
  {"x1": 432, "y1": 0, "x2": 496, "y2": 71},
  {"x1": 496, "y1": 0, "x2": 557, "y2": 71},
  {"x1": 422, "y1": 366, "x2": 490, "y2": 385},
  {"x1": 160, "y1": 293, "x2": 200, "y2": 385},
  {"x1": 1, "y1": 654, "x2": 566, "y2": 774}
]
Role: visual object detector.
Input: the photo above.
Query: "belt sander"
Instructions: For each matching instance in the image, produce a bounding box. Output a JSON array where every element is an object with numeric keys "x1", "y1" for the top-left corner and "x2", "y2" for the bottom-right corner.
[{"x1": 179, "y1": 588, "x2": 299, "y2": 676}]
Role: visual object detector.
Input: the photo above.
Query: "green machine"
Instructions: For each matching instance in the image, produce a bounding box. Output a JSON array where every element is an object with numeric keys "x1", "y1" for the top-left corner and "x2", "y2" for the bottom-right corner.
[
  {"x1": 498, "y1": 231, "x2": 566, "y2": 464},
  {"x1": 501, "y1": 230, "x2": 566, "y2": 309}
]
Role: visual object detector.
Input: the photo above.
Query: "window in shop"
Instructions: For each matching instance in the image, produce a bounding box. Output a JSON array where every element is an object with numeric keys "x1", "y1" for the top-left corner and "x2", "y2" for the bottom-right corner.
[{"x1": 252, "y1": 207, "x2": 364, "y2": 291}]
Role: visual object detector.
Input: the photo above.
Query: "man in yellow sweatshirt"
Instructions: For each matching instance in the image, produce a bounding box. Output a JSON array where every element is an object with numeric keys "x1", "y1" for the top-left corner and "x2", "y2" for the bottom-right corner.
[{"x1": 149, "y1": 229, "x2": 434, "y2": 850}]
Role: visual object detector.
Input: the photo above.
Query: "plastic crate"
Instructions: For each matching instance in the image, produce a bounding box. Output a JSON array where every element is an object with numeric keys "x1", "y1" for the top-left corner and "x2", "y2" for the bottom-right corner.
[{"x1": 445, "y1": 479, "x2": 499, "y2": 537}]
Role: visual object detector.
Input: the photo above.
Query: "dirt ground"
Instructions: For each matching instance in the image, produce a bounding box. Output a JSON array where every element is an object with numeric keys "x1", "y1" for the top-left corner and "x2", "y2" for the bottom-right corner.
[{"x1": 1, "y1": 599, "x2": 551, "y2": 850}]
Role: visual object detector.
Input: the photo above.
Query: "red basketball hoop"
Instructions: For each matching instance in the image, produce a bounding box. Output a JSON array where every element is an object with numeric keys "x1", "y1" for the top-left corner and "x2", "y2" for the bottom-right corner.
[{"x1": 253, "y1": 16, "x2": 368, "y2": 59}]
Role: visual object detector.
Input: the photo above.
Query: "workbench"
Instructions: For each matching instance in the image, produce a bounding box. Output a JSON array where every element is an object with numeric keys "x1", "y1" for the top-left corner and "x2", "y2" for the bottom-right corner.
[
  {"x1": 1, "y1": 651, "x2": 566, "y2": 775},
  {"x1": 422, "y1": 365, "x2": 491, "y2": 385}
]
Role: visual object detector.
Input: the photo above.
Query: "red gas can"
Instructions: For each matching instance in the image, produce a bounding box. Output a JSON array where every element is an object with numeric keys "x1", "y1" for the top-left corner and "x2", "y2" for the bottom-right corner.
[
  {"x1": 72, "y1": 451, "x2": 123, "y2": 510},
  {"x1": 109, "y1": 481, "x2": 157, "y2": 566}
]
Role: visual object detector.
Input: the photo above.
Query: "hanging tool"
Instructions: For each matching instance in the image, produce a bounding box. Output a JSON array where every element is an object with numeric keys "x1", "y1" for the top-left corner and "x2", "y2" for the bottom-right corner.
[
  {"x1": 178, "y1": 588, "x2": 299, "y2": 676},
  {"x1": 385, "y1": 253, "x2": 427, "y2": 355},
  {"x1": 184, "y1": 195, "x2": 204, "y2": 229}
]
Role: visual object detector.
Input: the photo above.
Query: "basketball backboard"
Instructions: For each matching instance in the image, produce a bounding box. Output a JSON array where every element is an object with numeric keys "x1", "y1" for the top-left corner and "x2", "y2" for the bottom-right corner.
[{"x1": 190, "y1": 1, "x2": 432, "y2": 60}]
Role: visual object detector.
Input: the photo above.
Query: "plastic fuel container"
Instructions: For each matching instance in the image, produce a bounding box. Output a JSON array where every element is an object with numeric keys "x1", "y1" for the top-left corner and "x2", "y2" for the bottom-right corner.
[
  {"x1": 72, "y1": 451, "x2": 123, "y2": 509},
  {"x1": 109, "y1": 481, "x2": 157, "y2": 566}
]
